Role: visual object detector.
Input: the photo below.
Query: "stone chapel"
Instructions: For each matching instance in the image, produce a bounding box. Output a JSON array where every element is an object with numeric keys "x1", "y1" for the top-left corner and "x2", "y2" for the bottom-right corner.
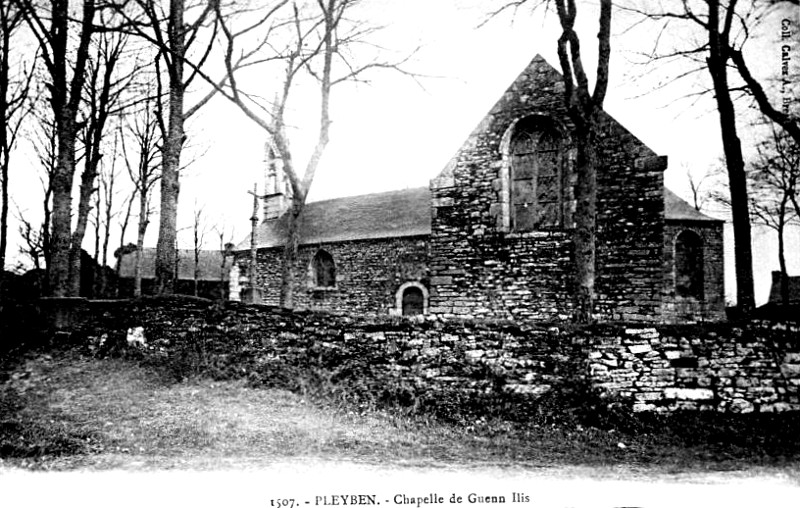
[{"x1": 231, "y1": 54, "x2": 725, "y2": 323}]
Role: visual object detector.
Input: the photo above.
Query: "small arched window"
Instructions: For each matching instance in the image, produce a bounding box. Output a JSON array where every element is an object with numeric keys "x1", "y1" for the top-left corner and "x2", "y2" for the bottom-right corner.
[
  {"x1": 510, "y1": 117, "x2": 563, "y2": 231},
  {"x1": 675, "y1": 230, "x2": 704, "y2": 299},
  {"x1": 395, "y1": 282, "x2": 428, "y2": 316},
  {"x1": 312, "y1": 249, "x2": 336, "y2": 288},
  {"x1": 402, "y1": 287, "x2": 424, "y2": 316}
]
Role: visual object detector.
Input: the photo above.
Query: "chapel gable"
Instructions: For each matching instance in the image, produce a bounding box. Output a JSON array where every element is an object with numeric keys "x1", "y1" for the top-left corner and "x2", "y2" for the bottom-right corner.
[{"x1": 428, "y1": 54, "x2": 668, "y2": 322}]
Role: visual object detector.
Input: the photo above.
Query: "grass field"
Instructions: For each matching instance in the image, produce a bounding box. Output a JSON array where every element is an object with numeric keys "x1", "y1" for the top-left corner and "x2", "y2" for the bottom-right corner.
[{"x1": 1, "y1": 347, "x2": 799, "y2": 472}]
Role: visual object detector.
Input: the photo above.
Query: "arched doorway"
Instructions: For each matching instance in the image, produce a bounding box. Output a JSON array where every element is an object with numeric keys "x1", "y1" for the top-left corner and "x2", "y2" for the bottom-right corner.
[
  {"x1": 402, "y1": 286, "x2": 424, "y2": 316},
  {"x1": 395, "y1": 282, "x2": 428, "y2": 316}
]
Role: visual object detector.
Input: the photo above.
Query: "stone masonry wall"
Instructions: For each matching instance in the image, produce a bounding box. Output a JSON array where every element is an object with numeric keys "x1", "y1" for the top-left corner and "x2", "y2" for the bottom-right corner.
[
  {"x1": 53, "y1": 298, "x2": 800, "y2": 413},
  {"x1": 588, "y1": 324, "x2": 800, "y2": 412},
  {"x1": 236, "y1": 236, "x2": 429, "y2": 315},
  {"x1": 429, "y1": 55, "x2": 666, "y2": 322},
  {"x1": 593, "y1": 118, "x2": 665, "y2": 321},
  {"x1": 661, "y1": 221, "x2": 726, "y2": 323}
]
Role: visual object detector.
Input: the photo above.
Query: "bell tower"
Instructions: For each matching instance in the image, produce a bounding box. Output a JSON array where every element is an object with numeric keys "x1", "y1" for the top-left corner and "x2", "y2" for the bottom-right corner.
[{"x1": 263, "y1": 141, "x2": 293, "y2": 220}]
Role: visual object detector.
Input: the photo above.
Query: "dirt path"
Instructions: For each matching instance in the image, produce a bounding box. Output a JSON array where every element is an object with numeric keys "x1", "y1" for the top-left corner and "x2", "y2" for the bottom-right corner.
[{"x1": 1, "y1": 459, "x2": 798, "y2": 508}]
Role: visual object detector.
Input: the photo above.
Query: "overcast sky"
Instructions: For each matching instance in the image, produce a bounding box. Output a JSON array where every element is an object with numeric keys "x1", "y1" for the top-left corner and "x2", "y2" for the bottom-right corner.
[{"x1": 8, "y1": 0, "x2": 799, "y2": 303}]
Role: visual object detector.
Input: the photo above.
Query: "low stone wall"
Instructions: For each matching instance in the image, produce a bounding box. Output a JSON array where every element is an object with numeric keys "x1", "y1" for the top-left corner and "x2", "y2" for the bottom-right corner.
[
  {"x1": 60, "y1": 298, "x2": 578, "y2": 398},
  {"x1": 585, "y1": 325, "x2": 800, "y2": 412},
  {"x1": 29, "y1": 297, "x2": 800, "y2": 413}
]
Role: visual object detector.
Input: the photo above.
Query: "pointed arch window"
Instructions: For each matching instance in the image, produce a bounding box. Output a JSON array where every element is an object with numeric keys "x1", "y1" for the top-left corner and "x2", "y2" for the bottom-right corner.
[
  {"x1": 510, "y1": 119, "x2": 564, "y2": 231},
  {"x1": 312, "y1": 249, "x2": 336, "y2": 288},
  {"x1": 675, "y1": 230, "x2": 704, "y2": 299}
]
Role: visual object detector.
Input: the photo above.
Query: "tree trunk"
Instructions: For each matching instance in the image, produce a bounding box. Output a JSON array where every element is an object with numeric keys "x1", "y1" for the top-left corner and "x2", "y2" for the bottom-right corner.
[
  {"x1": 93, "y1": 193, "x2": 100, "y2": 262},
  {"x1": 42, "y1": 180, "x2": 52, "y2": 290},
  {"x1": 706, "y1": 0, "x2": 755, "y2": 312},
  {"x1": 552, "y1": 0, "x2": 610, "y2": 323},
  {"x1": 155, "y1": 141, "x2": 181, "y2": 295},
  {"x1": 777, "y1": 197, "x2": 789, "y2": 306},
  {"x1": 0, "y1": 148, "x2": 6, "y2": 298},
  {"x1": 719, "y1": 115, "x2": 755, "y2": 312},
  {"x1": 114, "y1": 198, "x2": 131, "y2": 297},
  {"x1": 572, "y1": 124, "x2": 597, "y2": 322},
  {"x1": 0, "y1": 2, "x2": 27, "y2": 298},
  {"x1": 193, "y1": 248, "x2": 199, "y2": 297},
  {"x1": 101, "y1": 218, "x2": 110, "y2": 267},
  {"x1": 0, "y1": 162, "x2": 6, "y2": 296},
  {"x1": 41, "y1": 0, "x2": 95, "y2": 297},
  {"x1": 0, "y1": 13, "x2": 9, "y2": 287},
  {"x1": 778, "y1": 224, "x2": 788, "y2": 307},
  {"x1": 93, "y1": 192, "x2": 101, "y2": 295},
  {"x1": 219, "y1": 242, "x2": 227, "y2": 301},
  {"x1": 134, "y1": 195, "x2": 148, "y2": 297},
  {"x1": 68, "y1": 153, "x2": 100, "y2": 295},
  {"x1": 154, "y1": 0, "x2": 186, "y2": 296},
  {"x1": 792, "y1": 194, "x2": 800, "y2": 274},
  {"x1": 102, "y1": 179, "x2": 113, "y2": 267},
  {"x1": 50, "y1": 128, "x2": 78, "y2": 297},
  {"x1": 279, "y1": 201, "x2": 303, "y2": 308},
  {"x1": 133, "y1": 244, "x2": 143, "y2": 297}
]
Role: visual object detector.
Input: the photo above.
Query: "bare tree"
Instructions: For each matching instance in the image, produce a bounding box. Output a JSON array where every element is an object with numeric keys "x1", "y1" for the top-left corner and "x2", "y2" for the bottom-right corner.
[
  {"x1": 622, "y1": 0, "x2": 762, "y2": 311},
  {"x1": 215, "y1": 0, "x2": 416, "y2": 307},
  {"x1": 114, "y1": 193, "x2": 135, "y2": 287},
  {"x1": 705, "y1": 0, "x2": 756, "y2": 312},
  {"x1": 191, "y1": 203, "x2": 206, "y2": 297},
  {"x1": 68, "y1": 17, "x2": 138, "y2": 295},
  {"x1": 14, "y1": 0, "x2": 99, "y2": 296},
  {"x1": 98, "y1": 133, "x2": 122, "y2": 268},
  {"x1": 25, "y1": 102, "x2": 60, "y2": 281},
  {"x1": 16, "y1": 209, "x2": 46, "y2": 271},
  {"x1": 85, "y1": 132, "x2": 124, "y2": 297},
  {"x1": 215, "y1": 226, "x2": 234, "y2": 301},
  {"x1": 551, "y1": 0, "x2": 612, "y2": 322},
  {"x1": 685, "y1": 162, "x2": 713, "y2": 212},
  {"x1": 622, "y1": 1, "x2": 798, "y2": 141},
  {"x1": 1, "y1": 1, "x2": 34, "y2": 294},
  {"x1": 92, "y1": 186, "x2": 101, "y2": 262},
  {"x1": 749, "y1": 127, "x2": 800, "y2": 305},
  {"x1": 111, "y1": 0, "x2": 223, "y2": 295},
  {"x1": 624, "y1": 0, "x2": 800, "y2": 311},
  {"x1": 120, "y1": 94, "x2": 161, "y2": 297},
  {"x1": 115, "y1": 150, "x2": 135, "y2": 260},
  {"x1": 726, "y1": 1, "x2": 800, "y2": 145}
]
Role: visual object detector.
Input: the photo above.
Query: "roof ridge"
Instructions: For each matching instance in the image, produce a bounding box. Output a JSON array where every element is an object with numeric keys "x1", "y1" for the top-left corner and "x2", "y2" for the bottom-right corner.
[{"x1": 306, "y1": 186, "x2": 429, "y2": 206}]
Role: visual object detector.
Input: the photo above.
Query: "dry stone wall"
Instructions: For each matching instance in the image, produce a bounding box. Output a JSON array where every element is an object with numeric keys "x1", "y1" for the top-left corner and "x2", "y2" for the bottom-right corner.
[
  {"x1": 48, "y1": 298, "x2": 800, "y2": 413},
  {"x1": 586, "y1": 325, "x2": 800, "y2": 412}
]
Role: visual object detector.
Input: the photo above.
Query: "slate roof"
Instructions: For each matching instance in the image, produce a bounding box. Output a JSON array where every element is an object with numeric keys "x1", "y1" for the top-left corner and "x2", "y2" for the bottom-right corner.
[
  {"x1": 237, "y1": 186, "x2": 719, "y2": 250},
  {"x1": 117, "y1": 248, "x2": 230, "y2": 281},
  {"x1": 664, "y1": 188, "x2": 722, "y2": 222},
  {"x1": 236, "y1": 187, "x2": 431, "y2": 250}
]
